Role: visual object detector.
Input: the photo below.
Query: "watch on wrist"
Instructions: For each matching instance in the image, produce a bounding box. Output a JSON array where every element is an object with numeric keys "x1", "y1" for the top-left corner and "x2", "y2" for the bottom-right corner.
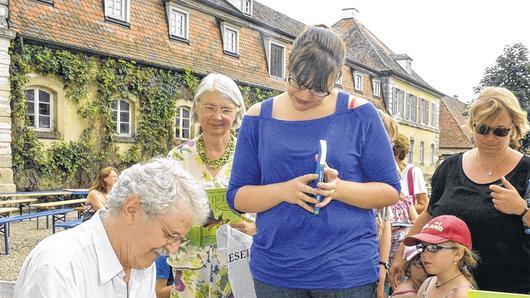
[
  {"x1": 520, "y1": 206, "x2": 529, "y2": 218},
  {"x1": 379, "y1": 261, "x2": 389, "y2": 270}
]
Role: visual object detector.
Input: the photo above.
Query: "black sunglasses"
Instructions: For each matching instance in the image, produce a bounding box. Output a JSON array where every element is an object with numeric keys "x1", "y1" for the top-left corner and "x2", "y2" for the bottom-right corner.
[{"x1": 474, "y1": 124, "x2": 511, "y2": 137}]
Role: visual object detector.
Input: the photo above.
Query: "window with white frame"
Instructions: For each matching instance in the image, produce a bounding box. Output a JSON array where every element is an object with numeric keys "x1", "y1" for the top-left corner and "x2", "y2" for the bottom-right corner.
[
  {"x1": 372, "y1": 79, "x2": 381, "y2": 97},
  {"x1": 168, "y1": 6, "x2": 189, "y2": 40},
  {"x1": 419, "y1": 141, "x2": 425, "y2": 164},
  {"x1": 354, "y1": 73, "x2": 363, "y2": 91},
  {"x1": 222, "y1": 25, "x2": 239, "y2": 54},
  {"x1": 410, "y1": 94, "x2": 418, "y2": 122},
  {"x1": 391, "y1": 88, "x2": 398, "y2": 115},
  {"x1": 104, "y1": 0, "x2": 130, "y2": 23},
  {"x1": 430, "y1": 143, "x2": 435, "y2": 165},
  {"x1": 25, "y1": 88, "x2": 53, "y2": 131},
  {"x1": 242, "y1": 0, "x2": 252, "y2": 15},
  {"x1": 405, "y1": 94, "x2": 411, "y2": 120},
  {"x1": 176, "y1": 106, "x2": 191, "y2": 139},
  {"x1": 397, "y1": 89, "x2": 405, "y2": 117},
  {"x1": 431, "y1": 102, "x2": 437, "y2": 128},
  {"x1": 111, "y1": 99, "x2": 132, "y2": 136},
  {"x1": 419, "y1": 98, "x2": 425, "y2": 124},
  {"x1": 407, "y1": 139, "x2": 414, "y2": 164},
  {"x1": 269, "y1": 42, "x2": 285, "y2": 78},
  {"x1": 423, "y1": 100, "x2": 429, "y2": 125}
]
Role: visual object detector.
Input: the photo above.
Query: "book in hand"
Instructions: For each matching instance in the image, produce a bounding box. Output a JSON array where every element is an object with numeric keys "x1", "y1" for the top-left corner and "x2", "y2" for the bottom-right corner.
[
  {"x1": 188, "y1": 187, "x2": 241, "y2": 247},
  {"x1": 313, "y1": 140, "x2": 327, "y2": 215}
]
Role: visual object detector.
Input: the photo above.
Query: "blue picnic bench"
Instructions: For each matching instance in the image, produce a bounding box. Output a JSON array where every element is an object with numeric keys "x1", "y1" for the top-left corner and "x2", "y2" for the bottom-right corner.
[
  {"x1": 0, "y1": 208, "x2": 73, "y2": 255},
  {"x1": 54, "y1": 219, "x2": 82, "y2": 232}
]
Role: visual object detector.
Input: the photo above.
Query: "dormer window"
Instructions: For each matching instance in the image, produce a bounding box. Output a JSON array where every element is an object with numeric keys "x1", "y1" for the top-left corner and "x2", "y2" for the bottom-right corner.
[
  {"x1": 222, "y1": 23, "x2": 239, "y2": 56},
  {"x1": 243, "y1": 0, "x2": 252, "y2": 15},
  {"x1": 391, "y1": 54, "x2": 413, "y2": 75},
  {"x1": 166, "y1": 4, "x2": 189, "y2": 42},
  {"x1": 104, "y1": 0, "x2": 130, "y2": 24}
]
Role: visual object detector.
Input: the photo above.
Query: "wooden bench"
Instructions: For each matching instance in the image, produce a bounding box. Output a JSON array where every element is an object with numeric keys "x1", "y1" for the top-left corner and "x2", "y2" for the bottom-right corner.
[
  {"x1": 54, "y1": 219, "x2": 83, "y2": 232},
  {"x1": 0, "y1": 208, "x2": 73, "y2": 255},
  {"x1": 0, "y1": 207, "x2": 18, "y2": 217},
  {"x1": 32, "y1": 198, "x2": 87, "y2": 210},
  {"x1": 0, "y1": 198, "x2": 38, "y2": 215}
]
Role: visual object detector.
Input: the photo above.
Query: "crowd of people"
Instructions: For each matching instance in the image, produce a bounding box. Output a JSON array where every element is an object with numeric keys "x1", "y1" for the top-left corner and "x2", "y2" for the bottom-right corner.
[{"x1": 11, "y1": 25, "x2": 530, "y2": 298}]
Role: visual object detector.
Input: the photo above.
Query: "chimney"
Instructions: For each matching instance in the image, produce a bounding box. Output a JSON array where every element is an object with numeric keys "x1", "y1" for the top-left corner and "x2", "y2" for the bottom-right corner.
[{"x1": 342, "y1": 8, "x2": 359, "y2": 20}]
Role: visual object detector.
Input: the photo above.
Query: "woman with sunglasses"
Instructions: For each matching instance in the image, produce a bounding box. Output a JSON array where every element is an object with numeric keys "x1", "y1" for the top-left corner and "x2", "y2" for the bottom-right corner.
[
  {"x1": 391, "y1": 87, "x2": 530, "y2": 294},
  {"x1": 404, "y1": 215, "x2": 478, "y2": 298},
  {"x1": 227, "y1": 25, "x2": 400, "y2": 297}
]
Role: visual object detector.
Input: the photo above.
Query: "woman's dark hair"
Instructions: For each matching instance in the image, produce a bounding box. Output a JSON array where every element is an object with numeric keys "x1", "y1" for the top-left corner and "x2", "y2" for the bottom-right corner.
[
  {"x1": 89, "y1": 166, "x2": 117, "y2": 192},
  {"x1": 288, "y1": 25, "x2": 346, "y2": 93}
]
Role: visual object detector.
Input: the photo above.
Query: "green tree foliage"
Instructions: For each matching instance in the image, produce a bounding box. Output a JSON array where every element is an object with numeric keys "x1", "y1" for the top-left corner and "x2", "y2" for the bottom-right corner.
[{"x1": 474, "y1": 43, "x2": 530, "y2": 150}]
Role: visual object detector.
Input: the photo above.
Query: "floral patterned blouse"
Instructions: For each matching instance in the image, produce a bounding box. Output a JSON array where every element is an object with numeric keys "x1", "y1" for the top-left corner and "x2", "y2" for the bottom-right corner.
[{"x1": 166, "y1": 137, "x2": 235, "y2": 298}]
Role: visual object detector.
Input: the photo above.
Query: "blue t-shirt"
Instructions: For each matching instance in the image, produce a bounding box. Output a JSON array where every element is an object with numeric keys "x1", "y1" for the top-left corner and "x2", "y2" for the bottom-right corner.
[
  {"x1": 227, "y1": 92, "x2": 401, "y2": 289},
  {"x1": 155, "y1": 256, "x2": 174, "y2": 286}
]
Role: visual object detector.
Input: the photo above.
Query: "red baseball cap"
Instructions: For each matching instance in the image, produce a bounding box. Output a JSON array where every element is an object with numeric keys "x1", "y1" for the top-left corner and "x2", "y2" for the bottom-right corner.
[{"x1": 404, "y1": 215, "x2": 472, "y2": 249}]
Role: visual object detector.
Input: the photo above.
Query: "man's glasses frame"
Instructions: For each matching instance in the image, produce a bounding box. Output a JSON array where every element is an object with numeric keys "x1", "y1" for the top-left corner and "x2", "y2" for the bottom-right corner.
[
  {"x1": 474, "y1": 124, "x2": 511, "y2": 137},
  {"x1": 416, "y1": 243, "x2": 458, "y2": 253},
  {"x1": 157, "y1": 217, "x2": 188, "y2": 246}
]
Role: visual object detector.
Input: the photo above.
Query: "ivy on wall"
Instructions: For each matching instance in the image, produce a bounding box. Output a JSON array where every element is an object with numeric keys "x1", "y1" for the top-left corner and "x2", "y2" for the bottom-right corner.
[{"x1": 9, "y1": 38, "x2": 279, "y2": 190}]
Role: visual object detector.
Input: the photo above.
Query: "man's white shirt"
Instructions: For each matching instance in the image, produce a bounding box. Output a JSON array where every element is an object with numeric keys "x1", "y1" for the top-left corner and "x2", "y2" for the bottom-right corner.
[{"x1": 13, "y1": 210, "x2": 156, "y2": 298}]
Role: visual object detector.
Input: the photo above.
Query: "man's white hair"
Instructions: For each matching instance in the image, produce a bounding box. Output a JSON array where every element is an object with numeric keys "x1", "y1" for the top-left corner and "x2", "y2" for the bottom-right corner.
[{"x1": 107, "y1": 158, "x2": 209, "y2": 225}]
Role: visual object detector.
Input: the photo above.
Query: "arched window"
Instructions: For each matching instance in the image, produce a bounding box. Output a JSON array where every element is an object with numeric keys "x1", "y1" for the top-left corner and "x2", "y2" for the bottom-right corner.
[
  {"x1": 176, "y1": 106, "x2": 191, "y2": 139},
  {"x1": 111, "y1": 99, "x2": 132, "y2": 136},
  {"x1": 430, "y1": 143, "x2": 435, "y2": 165},
  {"x1": 25, "y1": 88, "x2": 53, "y2": 131},
  {"x1": 419, "y1": 141, "x2": 425, "y2": 165}
]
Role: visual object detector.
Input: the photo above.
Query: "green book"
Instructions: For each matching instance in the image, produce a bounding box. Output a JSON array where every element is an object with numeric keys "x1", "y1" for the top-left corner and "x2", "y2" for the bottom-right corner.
[
  {"x1": 188, "y1": 188, "x2": 240, "y2": 247},
  {"x1": 468, "y1": 290, "x2": 530, "y2": 297}
]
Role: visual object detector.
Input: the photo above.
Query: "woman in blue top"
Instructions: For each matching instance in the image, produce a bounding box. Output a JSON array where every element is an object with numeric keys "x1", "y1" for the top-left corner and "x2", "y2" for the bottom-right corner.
[{"x1": 227, "y1": 25, "x2": 401, "y2": 298}]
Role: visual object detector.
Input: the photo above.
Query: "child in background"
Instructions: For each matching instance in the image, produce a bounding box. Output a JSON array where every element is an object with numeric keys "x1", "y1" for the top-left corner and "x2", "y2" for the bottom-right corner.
[
  {"x1": 404, "y1": 215, "x2": 478, "y2": 298},
  {"x1": 389, "y1": 246, "x2": 428, "y2": 298}
]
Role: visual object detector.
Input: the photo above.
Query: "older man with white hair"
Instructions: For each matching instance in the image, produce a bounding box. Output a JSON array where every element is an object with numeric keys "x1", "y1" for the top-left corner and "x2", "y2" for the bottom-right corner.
[{"x1": 14, "y1": 158, "x2": 210, "y2": 298}]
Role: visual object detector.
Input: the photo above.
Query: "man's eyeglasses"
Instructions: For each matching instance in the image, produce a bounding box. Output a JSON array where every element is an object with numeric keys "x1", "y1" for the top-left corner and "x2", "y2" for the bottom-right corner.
[
  {"x1": 416, "y1": 243, "x2": 458, "y2": 253},
  {"x1": 474, "y1": 124, "x2": 511, "y2": 137},
  {"x1": 200, "y1": 104, "x2": 237, "y2": 117},
  {"x1": 157, "y1": 217, "x2": 188, "y2": 246},
  {"x1": 288, "y1": 77, "x2": 330, "y2": 97}
]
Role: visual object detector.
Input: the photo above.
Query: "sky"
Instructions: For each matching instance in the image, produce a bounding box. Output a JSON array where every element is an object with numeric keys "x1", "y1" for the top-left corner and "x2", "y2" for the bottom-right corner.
[{"x1": 258, "y1": 0, "x2": 530, "y2": 103}]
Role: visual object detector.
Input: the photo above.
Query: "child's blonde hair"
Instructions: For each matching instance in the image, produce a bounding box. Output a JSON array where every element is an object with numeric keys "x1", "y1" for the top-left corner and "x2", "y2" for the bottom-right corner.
[{"x1": 453, "y1": 242, "x2": 480, "y2": 289}]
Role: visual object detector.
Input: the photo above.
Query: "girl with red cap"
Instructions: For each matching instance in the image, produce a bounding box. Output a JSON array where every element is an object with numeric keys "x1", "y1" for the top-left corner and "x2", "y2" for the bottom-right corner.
[{"x1": 404, "y1": 215, "x2": 479, "y2": 298}]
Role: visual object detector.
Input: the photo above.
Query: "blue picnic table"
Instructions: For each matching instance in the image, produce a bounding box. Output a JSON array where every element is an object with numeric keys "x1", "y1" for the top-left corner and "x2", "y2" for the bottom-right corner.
[{"x1": 0, "y1": 208, "x2": 74, "y2": 255}]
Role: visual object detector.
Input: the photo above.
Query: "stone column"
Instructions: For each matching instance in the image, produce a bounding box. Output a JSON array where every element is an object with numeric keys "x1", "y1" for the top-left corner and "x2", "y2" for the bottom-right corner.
[{"x1": 0, "y1": 0, "x2": 16, "y2": 192}]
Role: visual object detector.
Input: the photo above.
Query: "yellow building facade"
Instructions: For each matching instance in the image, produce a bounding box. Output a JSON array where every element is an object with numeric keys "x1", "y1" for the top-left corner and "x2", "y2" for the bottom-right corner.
[{"x1": 389, "y1": 77, "x2": 441, "y2": 178}]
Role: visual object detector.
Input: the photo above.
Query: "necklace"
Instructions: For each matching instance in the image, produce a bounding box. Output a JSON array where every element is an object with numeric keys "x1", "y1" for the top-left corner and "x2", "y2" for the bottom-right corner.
[
  {"x1": 435, "y1": 273, "x2": 463, "y2": 288},
  {"x1": 196, "y1": 131, "x2": 235, "y2": 170},
  {"x1": 474, "y1": 150, "x2": 506, "y2": 177}
]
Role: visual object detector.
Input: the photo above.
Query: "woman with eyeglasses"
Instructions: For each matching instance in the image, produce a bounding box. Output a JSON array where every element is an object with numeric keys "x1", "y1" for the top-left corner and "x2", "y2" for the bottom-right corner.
[
  {"x1": 155, "y1": 73, "x2": 255, "y2": 298},
  {"x1": 391, "y1": 87, "x2": 530, "y2": 294},
  {"x1": 227, "y1": 25, "x2": 400, "y2": 297}
]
